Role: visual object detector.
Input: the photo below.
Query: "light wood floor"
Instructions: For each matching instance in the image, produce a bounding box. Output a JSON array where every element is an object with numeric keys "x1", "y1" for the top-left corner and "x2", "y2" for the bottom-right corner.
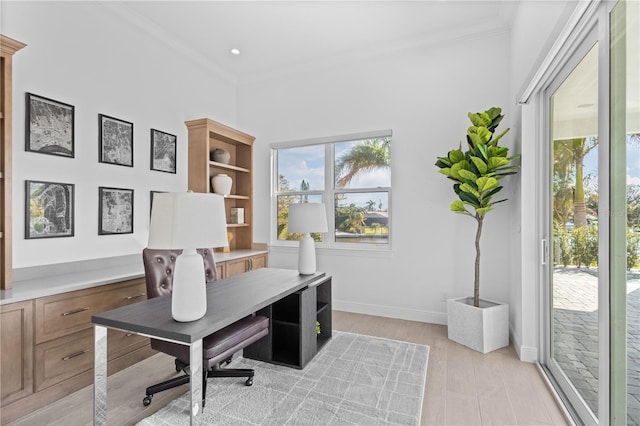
[{"x1": 9, "y1": 311, "x2": 568, "y2": 425}]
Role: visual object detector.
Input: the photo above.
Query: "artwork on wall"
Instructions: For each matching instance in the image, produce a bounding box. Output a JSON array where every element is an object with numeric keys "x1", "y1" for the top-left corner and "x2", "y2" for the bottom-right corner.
[
  {"x1": 150, "y1": 129, "x2": 177, "y2": 173},
  {"x1": 99, "y1": 114, "x2": 133, "y2": 167},
  {"x1": 99, "y1": 186, "x2": 134, "y2": 235},
  {"x1": 25, "y1": 180, "x2": 74, "y2": 239},
  {"x1": 25, "y1": 93, "x2": 75, "y2": 158}
]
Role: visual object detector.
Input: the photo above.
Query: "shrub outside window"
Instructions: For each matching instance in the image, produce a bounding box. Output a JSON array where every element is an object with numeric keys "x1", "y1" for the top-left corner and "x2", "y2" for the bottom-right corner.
[{"x1": 273, "y1": 131, "x2": 391, "y2": 249}]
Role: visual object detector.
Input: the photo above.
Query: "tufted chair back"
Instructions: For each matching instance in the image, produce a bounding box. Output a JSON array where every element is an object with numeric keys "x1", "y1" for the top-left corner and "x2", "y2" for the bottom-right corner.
[{"x1": 142, "y1": 248, "x2": 217, "y2": 299}]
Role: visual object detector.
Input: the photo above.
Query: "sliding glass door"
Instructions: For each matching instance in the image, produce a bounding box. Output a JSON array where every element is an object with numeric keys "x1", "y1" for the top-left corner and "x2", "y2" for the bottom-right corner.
[
  {"x1": 610, "y1": 1, "x2": 639, "y2": 424},
  {"x1": 548, "y1": 34, "x2": 600, "y2": 424},
  {"x1": 543, "y1": 1, "x2": 639, "y2": 424}
]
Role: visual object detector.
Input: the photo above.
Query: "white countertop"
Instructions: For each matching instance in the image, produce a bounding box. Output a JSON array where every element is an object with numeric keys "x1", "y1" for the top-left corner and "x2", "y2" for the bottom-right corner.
[{"x1": 1, "y1": 249, "x2": 268, "y2": 306}]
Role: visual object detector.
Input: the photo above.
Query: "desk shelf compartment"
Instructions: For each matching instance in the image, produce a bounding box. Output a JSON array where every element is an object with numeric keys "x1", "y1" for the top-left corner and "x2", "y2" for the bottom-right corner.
[{"x1": 244, "y1": 276, "x2": 332, "y2": 370}]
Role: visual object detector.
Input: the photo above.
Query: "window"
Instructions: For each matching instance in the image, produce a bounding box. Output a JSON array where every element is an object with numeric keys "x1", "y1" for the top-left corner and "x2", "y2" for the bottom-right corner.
[{"x1": 273, "y1": 131, "x2": 391, "y2": 249}]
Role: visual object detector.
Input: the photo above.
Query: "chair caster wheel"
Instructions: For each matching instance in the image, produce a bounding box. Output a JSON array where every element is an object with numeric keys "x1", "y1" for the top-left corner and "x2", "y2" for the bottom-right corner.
[
  {"x1": 143, "y1": 395, "x2": 153, "y2": 406},
  {"x1": 245, "y1": 377, "x2": 253, "y2": 386}
]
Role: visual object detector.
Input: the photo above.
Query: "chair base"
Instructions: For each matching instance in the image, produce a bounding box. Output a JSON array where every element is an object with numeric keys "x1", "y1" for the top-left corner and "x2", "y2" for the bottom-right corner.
[{"x1": 142, "y1": 358, "x2": 255, "y2": 408}]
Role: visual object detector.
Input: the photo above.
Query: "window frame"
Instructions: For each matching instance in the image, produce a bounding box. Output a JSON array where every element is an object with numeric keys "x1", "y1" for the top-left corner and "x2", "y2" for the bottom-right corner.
[{"x1": 271, "y1": 129, "x2": 392, "y2": 251}]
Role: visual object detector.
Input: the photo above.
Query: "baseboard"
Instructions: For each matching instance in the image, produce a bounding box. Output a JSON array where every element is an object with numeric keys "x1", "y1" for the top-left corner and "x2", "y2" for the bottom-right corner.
[
  {"x1": 510, "y1": 326, "x2": 538, "y2": 362},
  {"x1": 333, "y1": 300, "x2": 447, "y2": 325}
]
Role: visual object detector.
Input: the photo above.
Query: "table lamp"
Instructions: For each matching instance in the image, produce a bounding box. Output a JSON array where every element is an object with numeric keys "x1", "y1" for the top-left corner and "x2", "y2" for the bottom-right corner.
[
  {"x1": 148, "y1": 192, "x2": 228, "y2": 322},
  {"x1": 287, "y1": 203, "x2": 328, "y2": 275}
]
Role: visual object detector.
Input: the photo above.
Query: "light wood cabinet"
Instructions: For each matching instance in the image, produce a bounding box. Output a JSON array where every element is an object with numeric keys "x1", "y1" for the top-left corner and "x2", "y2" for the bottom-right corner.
[
  {"x1": 1, "y1": 279, "x2": 154, "y2": 424},
  {"x1": 0, "y1": 300, "x2": 34, "y2": 405},
  {"x1": 185, "y1": 118, "x2": 255, "y2": 251},
  {"x1": 225, "y1": 253, "x2": 268, "y2": 278},
  {"x1": 0, "y1": 35, "x2": 26, "y2": 290}
]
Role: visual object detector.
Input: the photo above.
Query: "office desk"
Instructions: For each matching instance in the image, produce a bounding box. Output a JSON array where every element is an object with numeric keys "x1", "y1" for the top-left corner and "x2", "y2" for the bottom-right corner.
[{"x1": 91, "y1": 268, "x2": 326, "y2": 425}]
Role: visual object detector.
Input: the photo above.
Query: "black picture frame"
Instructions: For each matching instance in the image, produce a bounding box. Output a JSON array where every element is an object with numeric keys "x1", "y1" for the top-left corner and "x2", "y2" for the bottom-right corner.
[
  {"x1": 25, "y1": 180, "x2": 74, "y2": 239},
  {"x1": 26, "y1": 93, "x2": 75, "y2": 158},
  {"x1": 99, "y1": 186, "x2": 134, "y2": 235},
  {"x1": 99, "y1": 114, "x2": 133, "y2": 167},
  {"x1": 150, "y1": 129, "x2": 177, "y2": 173}
]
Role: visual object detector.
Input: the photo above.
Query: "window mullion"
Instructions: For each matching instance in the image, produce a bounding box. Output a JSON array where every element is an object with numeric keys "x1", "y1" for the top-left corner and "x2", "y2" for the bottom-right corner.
[{"x1": 325, "y1": 143, "x2": 334, "y2": 247}]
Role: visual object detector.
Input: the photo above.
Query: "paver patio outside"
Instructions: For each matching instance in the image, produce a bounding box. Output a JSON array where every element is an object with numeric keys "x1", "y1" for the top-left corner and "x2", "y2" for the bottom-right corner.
[{"x1": 553, "y1": 267, "x2": 640, "y2": 425}]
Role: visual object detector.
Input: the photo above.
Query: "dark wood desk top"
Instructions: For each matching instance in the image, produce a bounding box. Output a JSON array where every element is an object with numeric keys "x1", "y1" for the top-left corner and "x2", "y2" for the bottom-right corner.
[{"x1": 92, "y1": 268, "x2": 326, "y2": 344}]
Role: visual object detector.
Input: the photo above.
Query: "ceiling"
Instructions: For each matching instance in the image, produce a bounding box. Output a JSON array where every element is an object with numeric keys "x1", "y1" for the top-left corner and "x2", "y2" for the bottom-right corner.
[{"x1": 110, "y1": 1, "x2": 519, "y2": 84}]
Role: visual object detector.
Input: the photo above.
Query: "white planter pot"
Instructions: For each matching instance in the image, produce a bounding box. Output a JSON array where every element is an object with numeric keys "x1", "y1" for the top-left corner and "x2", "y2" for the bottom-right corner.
[{"x1": 447, "y1": 297, "x2": 509, "y2": 354}]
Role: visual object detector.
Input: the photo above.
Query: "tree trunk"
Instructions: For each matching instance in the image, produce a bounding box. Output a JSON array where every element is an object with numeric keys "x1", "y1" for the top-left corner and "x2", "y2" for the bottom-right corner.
[
  {"x1": 474, "y1": 215, "x2": 484, "y2": 307},
  {"x1": 574, "y1": 154, "x2": 587, "y2": 228}
]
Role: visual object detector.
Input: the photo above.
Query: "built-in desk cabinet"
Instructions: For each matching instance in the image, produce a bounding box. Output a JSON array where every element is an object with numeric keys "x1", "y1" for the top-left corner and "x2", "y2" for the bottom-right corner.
[
  {"x1": 0, "y1": 300, "x2": 34, "y2": 406},
  {"x1": 0, "y1": 278, "x2": 155, "y2": 424},
  {"x1": 224, "y1": 252, "x2": 268, "y2": 278}
]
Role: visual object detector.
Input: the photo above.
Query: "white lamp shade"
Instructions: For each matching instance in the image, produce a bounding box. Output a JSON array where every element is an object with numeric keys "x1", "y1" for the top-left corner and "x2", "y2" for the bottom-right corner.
[
  {"x1": 288, "y1": 203, "x2": 328, "y2": 234},
  {"x1": 148, "y1": 192, "x2": 228, "y2": 249}
]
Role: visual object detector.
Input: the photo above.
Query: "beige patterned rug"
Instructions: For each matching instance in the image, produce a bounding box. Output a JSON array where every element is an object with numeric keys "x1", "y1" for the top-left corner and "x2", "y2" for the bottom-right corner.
[{"x1": 138, "y1": 331, "x2": 429, "y2": 425}]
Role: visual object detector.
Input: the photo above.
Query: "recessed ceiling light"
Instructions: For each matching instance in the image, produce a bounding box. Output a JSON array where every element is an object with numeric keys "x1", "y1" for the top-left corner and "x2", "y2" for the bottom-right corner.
[{"x1": 230, "y1": 48, "x2": 240, "y2": 56}]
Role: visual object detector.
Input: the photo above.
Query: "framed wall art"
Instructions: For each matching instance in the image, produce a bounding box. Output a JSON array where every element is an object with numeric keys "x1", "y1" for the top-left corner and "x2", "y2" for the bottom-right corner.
[
  {"x1": 99, "y1": 114, "x2": 133, "y2": 167},
  {"x1": 99, "y1": 186, "x2": 134, "y2": 235},
  {"x1": 26, "y1": 93, "x2": 75, "y2": 157},
  {"x1": 25, "y1": 180, "x2": 74, "y2": 239},
  {"x1": 150, "y1": 129, "x2": 177, "y2": 173}
]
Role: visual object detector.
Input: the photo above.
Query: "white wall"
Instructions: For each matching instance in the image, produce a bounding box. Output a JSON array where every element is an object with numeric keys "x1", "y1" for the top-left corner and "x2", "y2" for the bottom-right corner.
[
  {"x1": 3, "y1": 1, "x2": 237, "y2": 268},
  {"x1": 508, "y1": 1, "x2": 580, "y2": 361},
  {"x1": 238, "y1": 30, "x2": 514, "y2": 325}
]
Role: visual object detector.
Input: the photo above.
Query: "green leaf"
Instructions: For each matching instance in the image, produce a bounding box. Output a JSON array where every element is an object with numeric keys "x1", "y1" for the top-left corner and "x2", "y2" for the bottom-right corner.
[
  {"x1": 458, "y1": 169, "x2": 478, "y2": 181},
  {"x1": 459, "y1": 183, "x2": 479, "y2": 198},
  {"x1": 476, "y1": 206, "x2": 493, "y2": 216},
  {"x1": 476, "y1": 176, "x2": 499, "y2": 193},
  {"x1": 448, "y1": 149, "x2": 465, "y2": 163},
  {"x1": 477, "y1": 144, "x2": 489, "y2": 161},
  {"x1": 489, "y1": 127, "x2": 510, "y2": 146},
  {"x1": 484, "y1": 186, "x2": 503, "y2": 199},
  {"x1": 468, "y1": 112, "x2": 492, "y2": 127},
  {"x1": 487, "y1": 157, "x2": 509, "y2": 169},
  {"x1": 435, "y1": 157, "x2": 451, "y2": 168},
  {"x1": 470, "y1": 156, "x2": 488, "y2": 175},
  {"x1": 458, "y1": 190, "x2": 480, "y2": 207},
  {"x1": 450, "y1": 200, "x2": 466, "y2": 212},
  {"x1": 439, "y1": 168, "x2": 452, "y2": 177},
  {"x1": 467, "y1": 126, "x2": 492, "y2": 145},
  {"x1": 489, "y1": 146, "x2": 509, "y2": 157}
]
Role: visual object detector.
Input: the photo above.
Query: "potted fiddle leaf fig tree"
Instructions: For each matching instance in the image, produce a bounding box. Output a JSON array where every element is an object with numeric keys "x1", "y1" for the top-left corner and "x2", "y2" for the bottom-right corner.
[{"x1": 434, "y1": 107, "x2": 520, "y2": 353}]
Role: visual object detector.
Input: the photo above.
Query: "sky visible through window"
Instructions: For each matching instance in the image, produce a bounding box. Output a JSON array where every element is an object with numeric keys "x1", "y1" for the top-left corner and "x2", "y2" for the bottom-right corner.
[
  {"x1": 278, "y1": 141, "x2": 390, "y2": 210},
  {"x1": 582, "y1": 136, "x2": 640, "y2": 184}
]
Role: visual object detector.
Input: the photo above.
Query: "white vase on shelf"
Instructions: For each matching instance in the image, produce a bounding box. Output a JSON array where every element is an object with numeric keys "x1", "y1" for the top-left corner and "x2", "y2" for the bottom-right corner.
[{"x1": 211, "y1": 174, "x2": 232, "y2": 196}]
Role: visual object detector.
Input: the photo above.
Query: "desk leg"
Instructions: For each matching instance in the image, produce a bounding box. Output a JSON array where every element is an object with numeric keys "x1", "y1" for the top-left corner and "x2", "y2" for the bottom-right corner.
[
  {"x1": 190, "y1": 339, "x2": 203, "y2": 425},
  {"x1": 94, "y1": 325, "x2": 107, "y2": 426}
]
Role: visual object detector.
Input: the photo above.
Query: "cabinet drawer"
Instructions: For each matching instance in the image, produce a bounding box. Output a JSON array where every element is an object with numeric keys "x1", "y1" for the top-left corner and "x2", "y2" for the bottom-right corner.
[
  {"x1": 35, "y1": 279, "x2": 147, "y2": 343},
  {"x1": 108, "y1": 330, "x2": 149, "y2": 361},
  {"x1": 101, "y1": 279, "x2": 147, "y2": 311},
  {"x1": 34, "y1": 329, "x2": 94, "y2": 392}
]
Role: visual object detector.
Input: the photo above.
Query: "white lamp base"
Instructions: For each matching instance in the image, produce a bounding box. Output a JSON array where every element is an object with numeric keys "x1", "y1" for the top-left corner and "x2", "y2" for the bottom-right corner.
[
  {"x1": 172, "y1": 248, "x2": 207, "y2": 322},
  {"x1": 298, "y1": 233, "x2": 317, "y2": 275}
]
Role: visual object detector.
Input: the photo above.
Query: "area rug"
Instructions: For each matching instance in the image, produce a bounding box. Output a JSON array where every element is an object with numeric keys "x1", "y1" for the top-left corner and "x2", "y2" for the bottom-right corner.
[{"x1": 137, "y1": 331, "x2": 429, "y2": 425}]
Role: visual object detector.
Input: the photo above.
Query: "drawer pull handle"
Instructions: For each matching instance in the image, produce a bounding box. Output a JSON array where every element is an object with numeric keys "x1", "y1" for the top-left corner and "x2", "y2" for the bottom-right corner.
[
  {"x1": 125, "y1": 293, "x2": 146, "y2": 300},
  {"x1": 62, "y1": 307, "x2": 89, "y2": 316},
  {"x1": 62, "y1": 349, "x2": 90, "y2": 361}
]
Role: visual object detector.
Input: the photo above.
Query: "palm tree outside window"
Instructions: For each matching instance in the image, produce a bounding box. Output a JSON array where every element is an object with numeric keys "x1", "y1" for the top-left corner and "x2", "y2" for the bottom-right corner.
[{"x1": 273, "y1": 132, "x2": 391, "y2": 249}]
